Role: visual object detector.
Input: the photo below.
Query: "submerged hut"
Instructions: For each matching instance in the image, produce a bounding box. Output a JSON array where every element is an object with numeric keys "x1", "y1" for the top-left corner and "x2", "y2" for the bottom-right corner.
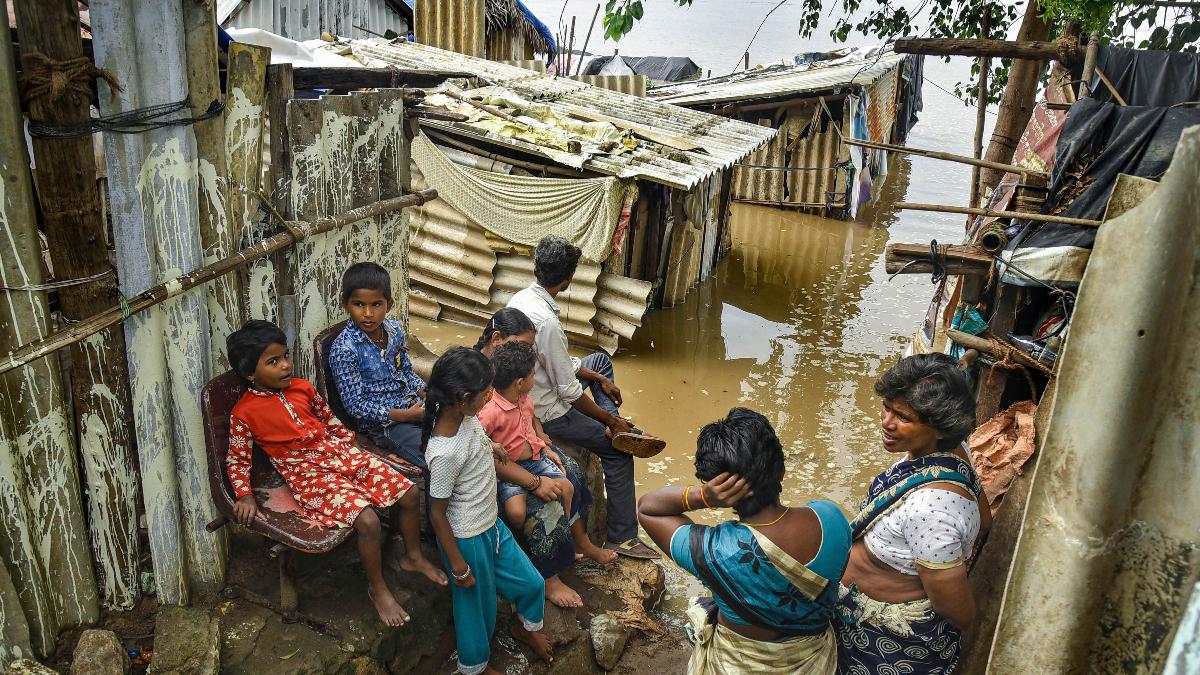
[
  {"x1": 345, "y1": 38, "x2": 775, "y2": 346},
  {"x1": 650, "y1": 48, "x2": 923, "y2": 217}
]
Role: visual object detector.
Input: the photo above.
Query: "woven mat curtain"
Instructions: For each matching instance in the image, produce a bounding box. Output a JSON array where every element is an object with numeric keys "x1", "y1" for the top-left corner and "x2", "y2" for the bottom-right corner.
[{"x1": 412, "y1": 133, "x2": 628, "y2": 262}]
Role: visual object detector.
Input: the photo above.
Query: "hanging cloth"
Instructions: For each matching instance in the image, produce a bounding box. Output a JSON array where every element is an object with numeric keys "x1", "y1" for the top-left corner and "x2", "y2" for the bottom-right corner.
[{"x1": 411, "y1": 133, "x2": 630, "y2": 262}]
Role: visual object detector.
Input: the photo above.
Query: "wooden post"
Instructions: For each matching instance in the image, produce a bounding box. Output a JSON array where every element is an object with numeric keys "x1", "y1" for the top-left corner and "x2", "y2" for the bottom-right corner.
[
  {"x1": 1079, "y1": 32, "x2": 1100, "y2": 98},
  {"x1": 971, "y1": 6, "x2": 992, "y2": 209},
  {"x1": 11, "y1": 0, "x2": 116, "y2": 627},
  {"x1": 0, "y1": 2, "x2": 66, "y2": 655},
  {"x1": 225, "y1": 43, "x2": 273, "y2": 322},
  {"x1": 574, "y1": 4, "x2": 600, "y2": 76},
  {"x1": 566, "y1": 15, "x2": 576, "y2": 77},
  {"x1": 185, "y1": 0, "x2": 242, "y2": 374},
  {"x1": 894, "y1": 37, "x2": 1078, "y2": 63},
  {"x1": 265, "y1": 63, "x2": 297, "y2": 341},
  {"x1": 975, "y1": 285, "x2": 1021, "y2": 425}
]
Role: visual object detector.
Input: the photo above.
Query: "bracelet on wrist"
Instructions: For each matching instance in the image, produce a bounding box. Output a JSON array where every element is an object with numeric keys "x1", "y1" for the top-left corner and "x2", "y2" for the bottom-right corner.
[
  {"x1": 453, "y1": 564, "x2": 471, "y2": 581},
  {"x1": 682, "y1": 485, "x2": 693, "y2": 511},
  {"x1": 699, "y1": 485, "x2": 713, "y2": 509},
  {"x1": 529, "y1": 475, "x2": 542, "y2": 492}
]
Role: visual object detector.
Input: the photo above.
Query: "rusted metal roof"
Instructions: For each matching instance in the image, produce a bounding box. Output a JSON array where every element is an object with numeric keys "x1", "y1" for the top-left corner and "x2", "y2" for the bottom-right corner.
[
  {"x1": 351, "y1": 38, "x2": 776, "y2": 190},
  {"x1": 649, "y1": 49, "x2": 907, "y2": 108},
  {"x1": 414, "y1": 0, "x2": 485, "y2": 57}
]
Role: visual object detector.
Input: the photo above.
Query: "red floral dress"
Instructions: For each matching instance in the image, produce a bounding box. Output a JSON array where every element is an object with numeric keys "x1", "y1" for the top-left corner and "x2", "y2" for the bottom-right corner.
[{"x1": 227, "y1": 378, "x2": 412, "y2": 528}]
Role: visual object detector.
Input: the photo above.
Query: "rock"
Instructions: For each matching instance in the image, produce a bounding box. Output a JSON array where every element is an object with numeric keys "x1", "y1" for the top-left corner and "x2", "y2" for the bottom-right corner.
[
  {"x1": 589, "y1": 614, "x2": 631, "y2": 671},
  {"x1": 148, "y1": 606, "x2": 220, "y2": 675},
  {"x1": 534, "y1": 636, "x2": 601, "y2": 675},
  {"x1": 71, "y1": 629, "x2": 130, "y2": 675},
  {"x1": 575, "y1": 558, "x2": 666, "y2": 634},
  {"x1": 218, "y1": 606, "x2": 267, "y2": 671},
  {"x1": 4, "y1": 659, "x2": 56, "y2": 675},
  {"x1": 540, "y1": 602, "x2": 585, "y2": 647},
  {"x1": 340, "y1": 656, "x2": 387, "y2": 675}
]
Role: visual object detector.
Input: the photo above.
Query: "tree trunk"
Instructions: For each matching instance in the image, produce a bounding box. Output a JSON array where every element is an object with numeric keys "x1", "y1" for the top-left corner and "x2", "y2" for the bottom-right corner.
[{"x1": 979, "y1": 0, "x2": 1053, "y2": 191}]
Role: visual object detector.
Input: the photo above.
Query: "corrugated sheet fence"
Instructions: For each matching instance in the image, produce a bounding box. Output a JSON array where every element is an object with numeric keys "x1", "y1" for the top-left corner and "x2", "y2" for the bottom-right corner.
[{"x1": 415, "y1": 0, "x2": 485, "y2": 57}]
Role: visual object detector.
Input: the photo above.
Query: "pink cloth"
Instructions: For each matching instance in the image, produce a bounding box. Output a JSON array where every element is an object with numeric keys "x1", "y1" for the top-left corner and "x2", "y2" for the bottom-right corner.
[{"x1": 477, "y1": 392, "x2": 548, "y2": 462}]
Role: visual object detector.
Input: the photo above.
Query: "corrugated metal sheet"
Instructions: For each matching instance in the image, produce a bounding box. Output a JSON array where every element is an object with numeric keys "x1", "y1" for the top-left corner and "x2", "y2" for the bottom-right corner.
[
  {"x1": 568, "y1": 75, "x2": 648, "y2": 98},
  {"x1": 500, "y1": 59, "x2": 546, "y2": 73},
  {"x1": 405, "y1": 160, "x2": 651, "y2": 352},
  {"x1": 865, "y1": 66, "x2": 900, "y2": 143},
  {"x1": 649, "y1": 50, "x2": 907, "y2": 107},
  {"x1": 350, "y1": 39, "x2": 775, "y2": 190},
  {"x1": 223, "y1": 0, "x2": 409, "y2": 41},
  {"x1": 415, "y1": 0, "x2": 485, "y2": 57},
  {"x1": 732, "y1": 102, "x2": 847, "y2": 208}
]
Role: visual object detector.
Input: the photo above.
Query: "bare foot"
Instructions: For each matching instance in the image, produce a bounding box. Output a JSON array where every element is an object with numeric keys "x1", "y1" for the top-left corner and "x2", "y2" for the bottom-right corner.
[
  {"x1": 577, "y1": 541, "x2": 617, "y2": 565},
  {"x1": 399, "y1": 553, "x2": 449, "y2": 586},
  {"x1": 545, "y1": 575, "x2": 583, "y2": 608},
  {"x1": 511, "y1": 621, "x2": 553, "y2": 663},
  {"x1": 367, "y1": 585, "x2": 410, "y2": 627}
]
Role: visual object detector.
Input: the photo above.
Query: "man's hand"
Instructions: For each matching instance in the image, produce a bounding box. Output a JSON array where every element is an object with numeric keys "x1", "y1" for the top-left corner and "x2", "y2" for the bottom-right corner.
[
  {"x1": 547, "y1": 451, "x2": 566, "y2": 473},
  {"x1": 388, "y1": 401, "x2": 425, "y2": 423},
  {"x1": 606, "y1": 414, "x2": 634, "y2": 437},
  {"x1": 599, "y1": 378, "x2": 623, "y2": 407},
  {"x1": 233, "y1": 494, "x2": 262, "y2": 527},
  {"x1": 491, "y1": 442, "x2": 510, "y2": 464}
]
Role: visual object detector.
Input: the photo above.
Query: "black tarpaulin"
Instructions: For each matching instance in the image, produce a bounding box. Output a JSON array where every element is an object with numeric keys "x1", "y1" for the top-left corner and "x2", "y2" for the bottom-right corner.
[
  {"x1": 582, "y1": 55, "x2": 702, "y2": 82},
  {"x1": 1003, "y1": 97, "x2": 1200, "y2": 286},
  {"x1": 1091, "y1": 46, "x2": 1200, "y2": 107}
]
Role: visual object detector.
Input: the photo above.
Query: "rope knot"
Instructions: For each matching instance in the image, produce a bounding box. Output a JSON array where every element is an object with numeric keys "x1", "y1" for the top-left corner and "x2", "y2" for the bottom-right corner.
[{"x1": 19, "y1": 51, "x2": 123, "y2": 106}]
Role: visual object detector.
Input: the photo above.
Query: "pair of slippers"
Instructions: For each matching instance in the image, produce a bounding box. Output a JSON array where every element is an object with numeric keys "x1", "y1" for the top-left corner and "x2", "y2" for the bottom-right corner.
[{"x1": 612, "y1": 431, "x2": 666, "y2": 458}]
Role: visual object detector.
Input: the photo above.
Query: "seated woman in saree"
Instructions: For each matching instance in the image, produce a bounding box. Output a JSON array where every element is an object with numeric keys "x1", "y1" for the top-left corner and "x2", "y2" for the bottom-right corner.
[
  {"x1": 475, "y1": 309, "x2": 615, "y2": 609},
  {"x1": 638, "y1": 408, "x2": 851, "y2": 675},
  {"x1": 836, "y1": 353, "x2": 992, "y2": 675}
]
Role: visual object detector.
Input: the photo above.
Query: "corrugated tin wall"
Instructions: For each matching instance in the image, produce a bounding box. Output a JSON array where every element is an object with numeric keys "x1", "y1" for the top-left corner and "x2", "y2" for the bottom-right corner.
[
  {"x1": 567, "y1": 75, "x2": 648, "y2": 98},
  {"x1": 415, "y1": 0, "x2": 485, "y2": 57},
  {"x1": 406, "y1": 151, "x2": 653, "y2": 352},
  {"x1": 500, "y1": 59, "x2": 546, "y2": 73},
  {"x1": 732, "y1": 100, "x2": 850, "y2": 211},
  {"x1": 866, "y1": 67, "x2": 900, "y2": 144},
  {"x1": 225, "y1": 0, "x2": 409, "y2": 40},
  {"x1": 487, "y1": 28, "x2": 532, "y2": 61}
]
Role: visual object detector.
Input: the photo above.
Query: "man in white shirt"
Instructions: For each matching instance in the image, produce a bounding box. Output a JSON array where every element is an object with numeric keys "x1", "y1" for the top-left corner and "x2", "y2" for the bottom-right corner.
[{"x1": 508, "y1": 237, "x2": 664, "y2": 559}]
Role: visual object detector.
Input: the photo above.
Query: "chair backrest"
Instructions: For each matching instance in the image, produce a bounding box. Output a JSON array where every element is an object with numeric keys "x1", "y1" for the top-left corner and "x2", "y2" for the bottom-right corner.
[
  {"x1": 313, "y1": 320, "x2": 358, "y2": 431},
  {"x1": 202, "y1": 370, "x2": 249, "y2": 518}
]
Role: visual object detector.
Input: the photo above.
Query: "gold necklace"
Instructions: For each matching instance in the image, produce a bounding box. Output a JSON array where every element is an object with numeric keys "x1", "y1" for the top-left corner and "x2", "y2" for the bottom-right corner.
[{"x1": 742, "y1": 506, "x2": 790, "y2": 528}]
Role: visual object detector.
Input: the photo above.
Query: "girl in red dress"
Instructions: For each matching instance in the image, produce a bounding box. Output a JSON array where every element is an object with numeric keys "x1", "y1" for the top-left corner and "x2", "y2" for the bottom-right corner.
[{"x1": 225, "y1": 320, "x2": 446, "y2": 626}]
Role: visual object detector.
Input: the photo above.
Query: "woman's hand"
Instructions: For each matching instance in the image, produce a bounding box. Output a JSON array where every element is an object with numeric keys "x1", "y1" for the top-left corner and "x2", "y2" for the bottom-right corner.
[
  {"x1": 233, "y1": 495, "x2": 261, "y2": 527},
  {"x1": 700, "y1": 472, "x2": 753, "y2": 509}
]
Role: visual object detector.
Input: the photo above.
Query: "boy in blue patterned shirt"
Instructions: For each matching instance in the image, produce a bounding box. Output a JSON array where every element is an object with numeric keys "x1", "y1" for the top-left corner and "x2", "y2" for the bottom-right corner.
[{"x1": 329, "y1": 262, "x2": 429, "y2": 471}]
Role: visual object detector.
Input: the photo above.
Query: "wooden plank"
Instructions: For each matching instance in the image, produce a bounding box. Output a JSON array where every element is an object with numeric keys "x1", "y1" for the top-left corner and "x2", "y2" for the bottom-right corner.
[
  {"x1": 265, "y1": 63, "x2": 296, "y2": 336},
  {"x1": 376, "y1": 89, "x2": 412, "y2": 326},
  {"x1": 885, "y1": 243, "x2": 994, "y2": 275},
  {"x1": 975, "y1": 285, "x2": 1021, "y2": 425},
  {"x1": 186, "y1": 0, "x2": 242, "y2": 373},
  {"x1": 225, "y1": 42, "x2": 273, "y2": 322},
  {"x1": 291, "y1": 66, "x2": 472, "y2": 90}
]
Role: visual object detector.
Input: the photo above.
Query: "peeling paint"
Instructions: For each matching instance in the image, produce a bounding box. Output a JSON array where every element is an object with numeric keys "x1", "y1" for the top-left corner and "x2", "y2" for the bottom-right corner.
[{"x1": 197, "y1": 157, "x2": 242, "y2": 374}]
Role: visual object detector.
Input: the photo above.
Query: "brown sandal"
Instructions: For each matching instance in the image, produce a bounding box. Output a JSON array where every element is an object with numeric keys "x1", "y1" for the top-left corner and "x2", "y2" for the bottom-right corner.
[{"x1": 612, "y1": 432, "x2": 666, "y2": 458}]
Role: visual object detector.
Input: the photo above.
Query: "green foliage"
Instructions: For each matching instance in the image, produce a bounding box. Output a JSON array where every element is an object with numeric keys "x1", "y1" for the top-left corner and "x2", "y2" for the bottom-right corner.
[{"x1": 601, "y1": 0, "x2": 1200, "y2": 101}]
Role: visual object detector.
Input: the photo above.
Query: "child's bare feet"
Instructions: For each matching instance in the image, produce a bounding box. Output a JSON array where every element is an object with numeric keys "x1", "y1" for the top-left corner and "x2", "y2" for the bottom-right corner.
[
  {"x1": 545, "y1": 575, "x2": 583, "y2": 608},
  {"x1": 399, "y1": 552, "x2": 449, "y2": 586},
  {"x1": 367, "y1": 584, "x2": 410, "y2": 627},
  {"x1": 511, "y1": 622, "x2": 553, "y2": 663}
]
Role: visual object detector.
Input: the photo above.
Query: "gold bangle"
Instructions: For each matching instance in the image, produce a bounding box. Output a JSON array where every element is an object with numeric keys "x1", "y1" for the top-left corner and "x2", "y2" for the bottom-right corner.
[
  {"x1": 682, "y1": 485, "x2": 692, "y2": 511},
  {"x1": 699, "y1": 486, "x2": 713, "y2": 509}
]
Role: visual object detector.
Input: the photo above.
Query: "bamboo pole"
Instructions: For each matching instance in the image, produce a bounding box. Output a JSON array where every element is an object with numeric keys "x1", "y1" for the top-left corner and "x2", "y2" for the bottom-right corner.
[
  {"x1": 948, "y1": 329, "x2": 1053, "y2": 374},
  {"x1": 186, "y1": 0, "x2": 242, "y2": 375},
  {"x1": 566, "y1": 15, "x2": 576, "y2": 78},
  {"x1": 894, "y1": 201, "x2": 1102, "y2": 226},
  {"x1": 574, "y1": 4, "x2": 600, "y2": 76},
  {"x1": 0, "y1": 191, "x2": 437, "y2": 378},
  {"x1": 894, "y1": 37, "x2": 1079, "y2": 64},
  {"x1": 9, "y1": 0, "x2": 106, "y2": 631},
  {"x1": 0, "y1": 1, "x2": 62, "y2": 656},
  {"x1": 1094, "y1": 67, "x2": 1128, "y2": 105},
  {"x1": 843, "y1": 137, "x2": 1048, "y2": 179},
  {"x1": 971, "y1": 6, "x2": 992, "y2": 209}
]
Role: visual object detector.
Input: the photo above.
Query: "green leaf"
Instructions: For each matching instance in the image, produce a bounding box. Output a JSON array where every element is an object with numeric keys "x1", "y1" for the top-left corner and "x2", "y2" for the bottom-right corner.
[
  {"x1": 279, "y1": 649, "x2": 301, "y2": 661},
  {"x1": 631, "y1": 1, "x2": 644, "y2": 20},
  {"x1": 623, "y1": 12, "x2": 634, "y2": 32},
  {"x1": 606, "y1": 0, "x2": 617, "y2": 12}
]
